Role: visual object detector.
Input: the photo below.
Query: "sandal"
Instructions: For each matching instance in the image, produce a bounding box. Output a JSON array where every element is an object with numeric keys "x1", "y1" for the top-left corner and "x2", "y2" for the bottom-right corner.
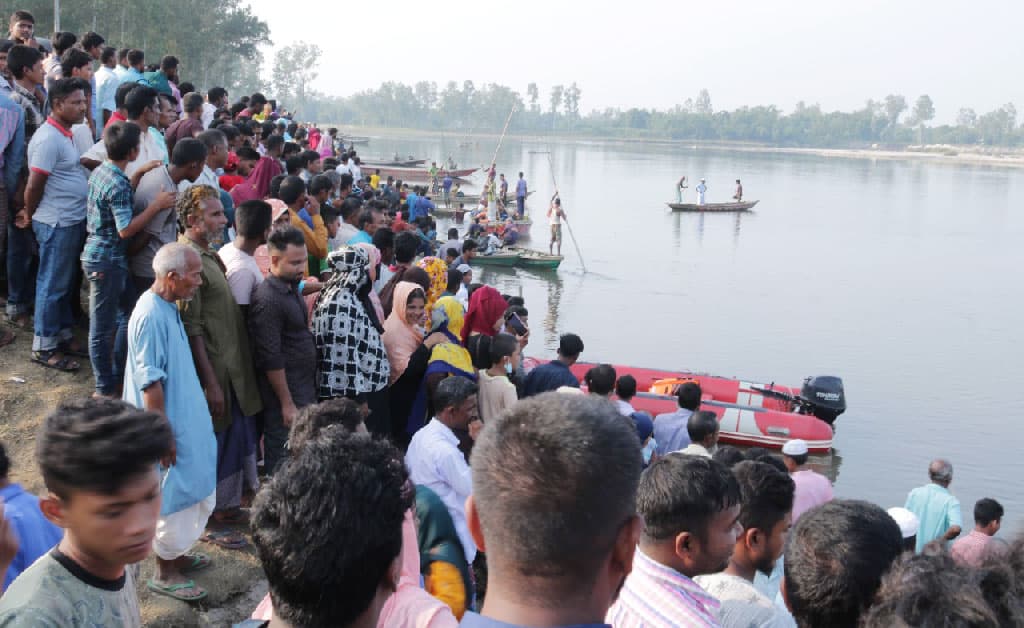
[
  {"x1": 210, "y1": 508, "x2": 249, "y2": 526},
  {"x1": 31, "y1": 350, "x2": 80, "y2": 372},
  {"x1": 5, "y1": 313, "x2": 30, "y2": 331},
  {"x1": 146, "y1": 578, "x2": 208, "y2": 602},
  {"x1": 200, "y1": 529, "x2": 249, "y2": 550},
  {"x1": 0, "y1": 330, "x2": 13, "y2": 349},
  {"x1": 58, "y1": 340, "x2": 89, "y2": 358},
  {"x1": 178, "y1": 552, "x2": 212, "y2": 574}
]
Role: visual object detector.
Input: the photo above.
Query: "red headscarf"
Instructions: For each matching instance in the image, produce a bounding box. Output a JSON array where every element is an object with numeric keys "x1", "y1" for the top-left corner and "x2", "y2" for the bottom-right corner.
[
  {"x1": 461, "y1": 285, "x2": 507, "y2": 344},
  {"x1": 229, "y1": 155, "x2": 283, "y2": 205}
]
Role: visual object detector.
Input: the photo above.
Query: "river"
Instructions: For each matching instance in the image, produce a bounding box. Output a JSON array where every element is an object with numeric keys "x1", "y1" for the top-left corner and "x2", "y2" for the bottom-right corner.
[{"x1": 360, "y1": 131, "x2": 1024, "y2": 528}]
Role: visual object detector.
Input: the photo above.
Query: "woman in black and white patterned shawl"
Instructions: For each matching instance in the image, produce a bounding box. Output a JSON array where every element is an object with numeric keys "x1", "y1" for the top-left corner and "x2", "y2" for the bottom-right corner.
[{"x1": 312, "y1": 247, "x2": 391, "y2": 432}]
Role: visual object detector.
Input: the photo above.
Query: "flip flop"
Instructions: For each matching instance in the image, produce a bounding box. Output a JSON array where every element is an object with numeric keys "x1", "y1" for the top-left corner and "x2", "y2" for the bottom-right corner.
[
  {"x1": 58, "y1": 340, "x2": 89, "y2": 358},
  {"x1": 210, "y1": 508, "x2": 249, "y2": 526},
  {"x1": 31, "y1": 350, "x2": 80, "y2": 372},
  {"x1": 179, "y1": 552, "x2": 212, "y2": 574},
  {"x1": 146, "y1": 578, "x2": 208, "y2": 602},
  {"x1": 200, "y1": 529, "x2": 249, "y2": 550}
]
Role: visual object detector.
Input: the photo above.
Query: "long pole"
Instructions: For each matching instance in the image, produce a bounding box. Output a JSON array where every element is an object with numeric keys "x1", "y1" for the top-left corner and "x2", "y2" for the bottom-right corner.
[
  {"x1": 484, "y1": 104, "x2": 516, "y2": 219},
  {"x1": 54, "y1": 0, "x2": 61, "y2": 30},
  {"x1": 546, "y1": 151, "x2": 586, "y2": 272}
]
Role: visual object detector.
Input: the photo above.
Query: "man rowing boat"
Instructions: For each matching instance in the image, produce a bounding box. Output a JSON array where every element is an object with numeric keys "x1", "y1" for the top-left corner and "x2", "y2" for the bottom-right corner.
[{"x1": 548, "y1": 192, "x2": 566, "y2": 256}]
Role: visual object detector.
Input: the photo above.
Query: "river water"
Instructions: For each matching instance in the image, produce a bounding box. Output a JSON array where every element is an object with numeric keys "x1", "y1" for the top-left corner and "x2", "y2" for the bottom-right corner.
[{"x1": 362, "y1": 131, "x2": 1024, "y2": 528}]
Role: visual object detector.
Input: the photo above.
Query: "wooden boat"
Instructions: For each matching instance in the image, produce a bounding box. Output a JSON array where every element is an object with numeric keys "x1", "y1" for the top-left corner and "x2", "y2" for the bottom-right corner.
[
  {"x1": 508, "y1": 247, "x2": 561, "y2": 269},
  {"x1": 361, "y1": 158, "x2": 426, "y2": 167},
  {"x1": 667, "y1": 200, "x2": 758, "y2": 212},
  {"x1": 440, "y1": 190, "x2": 534, "y2": 206},
  {"x1": 340, "y1": 135, "x2": 370, "y2": 144},
  {"x1": 369, "y1": 165, "x2": 479, "y2": 181},
  {"x1": 469, "y1": 250, "x2": 521, "y2": 266}
]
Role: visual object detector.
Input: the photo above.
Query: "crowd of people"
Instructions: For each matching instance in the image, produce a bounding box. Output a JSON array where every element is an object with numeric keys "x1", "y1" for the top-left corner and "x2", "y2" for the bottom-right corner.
[{"x1": 0, "y1": 10, "x2": 1018, "y2": 628}]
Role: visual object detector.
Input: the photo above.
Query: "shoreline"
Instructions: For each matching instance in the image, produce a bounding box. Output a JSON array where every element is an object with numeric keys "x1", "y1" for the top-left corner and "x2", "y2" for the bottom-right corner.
[{"x1": 332, "y1": 125, "x2": 1024, "y2": 170}]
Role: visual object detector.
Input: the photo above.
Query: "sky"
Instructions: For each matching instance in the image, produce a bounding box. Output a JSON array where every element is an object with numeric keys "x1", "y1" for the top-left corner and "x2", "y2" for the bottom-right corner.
[{"x1": 243, "y1": 0, "x2": 1023, "y2": 124}]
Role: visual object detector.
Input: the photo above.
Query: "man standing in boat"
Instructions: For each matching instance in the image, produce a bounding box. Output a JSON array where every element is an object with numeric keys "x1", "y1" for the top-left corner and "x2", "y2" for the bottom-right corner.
[
  {"x1": 696, "y1": 178, "x2": 708, "y2": 205},
  {"x1": 733, "y1": 179, "x2": 743, "y2": 202},
  {"x1": 677, "y1": 175, "x2": 688, "y2": 203},
  {"x1": 548, "y1": 192, "x2": 565, "y2": 256}
]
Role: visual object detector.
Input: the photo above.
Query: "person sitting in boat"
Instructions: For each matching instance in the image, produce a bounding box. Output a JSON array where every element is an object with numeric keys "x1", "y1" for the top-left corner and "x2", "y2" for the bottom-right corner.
[
  {"x1": 483, "y1": 231, "x2": 503, "y2": 256},
  {"x1": 733, "y1": 179, "x2": 743, "y2": 202},
  {"x1": 501, "y1": 220, "x2": 520, "y2": 246},
  {"x1": 474, "y1": 197, "x2": 489, "y2": 219},
  {"x1": 677, "y1": 175, "x2": 688, "y2": 203},
  {"x1": 696, "y1": 178, "x2": 708, "y2": 205}
]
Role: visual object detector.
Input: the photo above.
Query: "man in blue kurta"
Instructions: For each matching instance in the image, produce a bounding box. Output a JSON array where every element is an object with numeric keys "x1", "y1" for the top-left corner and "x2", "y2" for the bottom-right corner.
[
  {"x1": 123, "y1": 241, "x2": 216, "y2": 603},
  {"x1": 904, "y1": 458, "x2": 963, "y2": 553}
]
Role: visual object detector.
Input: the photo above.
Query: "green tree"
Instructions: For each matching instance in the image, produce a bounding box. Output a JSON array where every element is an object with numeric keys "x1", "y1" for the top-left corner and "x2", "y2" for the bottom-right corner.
[
  {"x1": 884, "y1": 94, "x2": 907, "y2": 138},
  {"x1": 272, "y1": 42, "x2": 321, "y2": 117},
  {"x1": 910, "y1": 95, "x2": 935, "y2": 144},
  {"x1": 694, "y1": 89, "x2": 713, "y2": 115},
  {"x1": 549, "y1": 84, "x2": 564, "y2": 115},
  {"x1": 527, "y1": 82, "x2": 540, "y2": 114},
  {"x1": 564, "y1": 82, "x2": 581, "y2": 118}
]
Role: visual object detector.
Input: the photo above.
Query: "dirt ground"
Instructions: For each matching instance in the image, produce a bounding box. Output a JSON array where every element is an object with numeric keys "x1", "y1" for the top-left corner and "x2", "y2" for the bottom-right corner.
[{"x1": 0, "y1": 328, "x2": 269, "y2": 626}]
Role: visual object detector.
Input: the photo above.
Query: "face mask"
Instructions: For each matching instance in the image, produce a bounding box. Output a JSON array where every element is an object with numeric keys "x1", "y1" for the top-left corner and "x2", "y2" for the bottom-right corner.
[
  {"x1": 505, "y1": 360, "x2": 514, "y2": 376},
  {"x1": 642, "y1": 439, "x2": 657, "y2": 464}
]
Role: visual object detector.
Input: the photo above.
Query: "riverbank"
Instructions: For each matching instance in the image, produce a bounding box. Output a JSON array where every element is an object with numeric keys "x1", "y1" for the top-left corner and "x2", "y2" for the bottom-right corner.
[{"x1": 331, "y1": 125, "x2": 1024, "y2": 170}]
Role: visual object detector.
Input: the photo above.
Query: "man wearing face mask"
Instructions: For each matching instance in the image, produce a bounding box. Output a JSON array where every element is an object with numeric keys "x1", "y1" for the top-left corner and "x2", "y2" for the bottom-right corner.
[{"x1": 477, "y1": 332, "x2": 520, "y2": 423}]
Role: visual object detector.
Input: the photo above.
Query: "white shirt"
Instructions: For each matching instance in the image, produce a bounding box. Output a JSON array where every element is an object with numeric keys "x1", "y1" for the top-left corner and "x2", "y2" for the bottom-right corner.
[
  {"x1": 405, "y1": 418, "x2": 475, "y2": 563},
  {"x1": 548, "y1": 206, "x2": 562, "y2": 226},
  {"x1": 615, "y1": 399, "x2": 636, "y2": 417},
  {"x1": 350, "y1": 162, "x2": 362, "y2": 182},
  {"x1": 83, "y1": 126, "x2": 164, "y2": 177},
  {"x1": 335, "y1": 162, "x2": 352, "y2": 177},
  {"x1": 694, "y1": 573, "x2": 796, "y2": 628},
  {"x1": 201, "y1": 102, "x2": 217, "y2": 129},
  {"x1": 179, "y1": 164, "x2": 220, "y2": 194},
  {"x1": 677, "y1": 443, "x2": 714, "y2": 458},
  {"x1": 218, "y1": 241, "x2": 264, "y2": 305}
]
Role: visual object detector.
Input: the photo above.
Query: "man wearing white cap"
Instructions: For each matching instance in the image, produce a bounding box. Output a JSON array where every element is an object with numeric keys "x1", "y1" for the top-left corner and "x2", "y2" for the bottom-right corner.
[
  {"x1": 887, "y1": 506, "x2": 919, "y2": 552},
  {"x1": 455, "y1": 263, "x2": 471, "y2": 309},
  {"x1": 781, "y1": 439, "x2": 833, "y2": 522}
]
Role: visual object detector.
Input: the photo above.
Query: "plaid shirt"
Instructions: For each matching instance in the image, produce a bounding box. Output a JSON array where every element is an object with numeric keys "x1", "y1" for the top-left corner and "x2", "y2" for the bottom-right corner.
[
  {"x1": 606, "y1": 549, "x2": 722, "y2": 628},
  {"x1": 81, "y1": 161, "x2": 134, "y2": 269}
]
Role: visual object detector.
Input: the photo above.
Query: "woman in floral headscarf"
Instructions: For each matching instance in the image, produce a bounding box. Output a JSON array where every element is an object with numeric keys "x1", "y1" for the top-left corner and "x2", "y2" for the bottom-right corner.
[
  {"x1": 415, "y1": 256, "x2": 448, "y2": 320},
  {"x1": 312, "y1": 246, "x2": 391, "y2": 435}
]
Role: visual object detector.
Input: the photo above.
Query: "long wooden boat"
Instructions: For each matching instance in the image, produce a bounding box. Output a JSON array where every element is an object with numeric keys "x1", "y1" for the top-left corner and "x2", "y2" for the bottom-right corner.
[
  {"x1": 667, "y1": 200, "x2": 759, "y2": 212},
  {"x1": 469, "y1": 251, "x2": 521, "y2": 266},
  {"x1": 508, "y1": 247, "x2": 561, "y2": 269},
  {"x1": 439, "y1": 190, "x2": 534, "y2": 207},
  {"x1": 339, "y1": 135, "x2": 370, "y2": 144},
  {"x1": 367, "y1": 165, "x2": 478, "y2": 180},
  {"x1": 361, "y1": 158, "x2": 426, "y2": 168}
]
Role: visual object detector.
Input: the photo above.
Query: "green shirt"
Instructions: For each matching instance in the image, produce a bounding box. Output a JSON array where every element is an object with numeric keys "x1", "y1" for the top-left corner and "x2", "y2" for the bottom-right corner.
[
  {"x1": 0, "y1": 550, "x2": 141, "y2": 627},
  {"x1": 179, "y1": 236, "x2": 264, "y2": 430}
]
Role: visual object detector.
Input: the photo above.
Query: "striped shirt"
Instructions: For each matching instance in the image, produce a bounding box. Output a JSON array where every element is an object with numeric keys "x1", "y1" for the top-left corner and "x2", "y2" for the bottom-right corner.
[{"x1": 607, "y1": 549, "x2": 721, "y2": 628}]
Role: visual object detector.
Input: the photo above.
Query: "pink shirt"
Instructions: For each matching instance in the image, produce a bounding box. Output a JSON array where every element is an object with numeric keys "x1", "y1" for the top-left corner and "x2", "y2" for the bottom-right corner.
[
  {"x1": 951, "y1": 529, "x2": 994, "y2": 568},
  {"x1": 791, "y1": 469, "x2": 833, "y2": 522}
]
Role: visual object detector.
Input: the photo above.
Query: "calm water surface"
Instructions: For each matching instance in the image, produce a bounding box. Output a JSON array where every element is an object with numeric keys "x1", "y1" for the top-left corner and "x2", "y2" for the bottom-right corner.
[{"x1": 365, "y1": 132, "x2": 1024, "y2": 529}]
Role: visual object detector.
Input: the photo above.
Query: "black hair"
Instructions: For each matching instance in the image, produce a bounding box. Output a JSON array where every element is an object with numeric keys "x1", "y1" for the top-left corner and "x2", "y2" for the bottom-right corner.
[
  {"x1": 236, "y1": 146, "x2": 260, "y2": 162},
  {"x1": 309, "y1": 174, "x2": 332, "y2": 197},
  {"x1": 470, "y1": 393, "x2": 642, "y2": 595},
  {"x1": 975, "y1": 498, "x2": 1004, "y2": 526},
  {"x1": 160, "y1": 55, "x2": 178, "y2": 72},
  {"x1": 746, "y1": 448, "x2": 789, "y2": 473},
  {"x1": 447, "y1": 227, "x2": 458, "y2": 239},
  {"x1": 300, "y1": 149, "x2": 320, "y2": 166},
  {"x1": 557, "y1": 333, "x2": 584, "y2": 359},
  {"x1": 80, "y1": 31, "x2": 104, "y2": 50},
  {"x1": 249, "y1": 92, "x2": 267, "y2": 107},
  {"x1": 712, "y1": 445, "x2": 746, "y2": 468},
  {"x1": 124, "y1": 84, "x2": 158, "y2": 119},
  {"x1": 393, "y1": 231, "x2": 420, "y2": 264},
  {"x1": 219, "y1": 123, "x2": 239, "y2": 143},
  {"x1": 170, "y1": 137, "x2": 208, "y2": 168},
  {"x1": 197, "y1": 129, "x2": 227, "y2": 155},
  {"x1": 686, "y1": 410, "x2": 719, "y2": 442},
  {"x1": 7, "y1": 44, "x2": 41, "y2": 80},
  {"x1": 268, "y1": 225, "x2": 306, "y2": 253},
  {"x1": 506, "y1": 296, "x2": 525, "y2": 307},
  {"x1": 113, "y1": 81, "x2": 136, "y2": 110},
  {"x1": 676, "y1": 381, "x2": 702, "y2": 411},
  {"x1": 339, "y1": 172, "x2": 354, "y2": 190},
  {"x1": 229, "y1": 102, "x2": 247, "y2": 119},
  {"x1": 104, "y1": 121, "x2": 141, "y2": 161},
  {"x1": 488, "y1": 333, "x2": 518, "y2": 367},
  {"x1": 51, "y1": 31, "x2": 76, "y2": 55},
  {"x1": 584, "y1": 364, "x2": 617, "y2": 396},
  {"x1": 9, "y1": 11, "x2": 34, "y2": 25},
  {"x1": 0, "y1": 442, "x2": 9, "y2": 478},
  {"x1": 282, "y1": 141, "x2": 300, "y2": 158},
  {"x1": 784, "y1": 499, "x2": 904, "y2": 628},
  {"x1": 116, "y1": 47, "x2": 128, "y2": 62},
  {"x1": 434, "y1": 376, "x2": 478, "y2": 412},
  {"x1": 59, "y1": 47, "x2": 91, "y2": 77},
  {"x1": 235, "y1": 200, "x2": 273, "y2": 240},
  {"x1": 37, "y1": 398, "x2": 172, "y2": 499},
  {"x1": 732, "y1": 460, "x2": 795, "y2": 534},
  {"x1": 180, "y1": 91, "x2": 203, "y2": 114},
  {"x1": 284, "y1": 155, "x2": 303, "y2": 176},
  {"x1": 99, "y1": 45, "x2": 115, "y2": 64},
  {"x1": 372, "y1": 227, "x2": 394, "y2": 252},
  {"x1": 445, "y1": 268, "x2": 462, "y2": 294},
  {"x1": 0, "y1": 40, "x2": 14, "y2": 54},
  {"x1": 49, "y1": 77, "x2": 88, "y2": 105},
  {"x1": 177, "y1": 82, "x2": 195, "y2": 96},
  {"x1": 615, "y1": 374, "x2": 637, "y2": 400},
  {"x1": 357, "y1": 208, "x2": 381, "y2": 231},
  {"x1": 268, "y1": 175, "x2": 286, "y2": 200},
  {"x1": 207, "y1": 86, "x2": 227, "y2": 103},
  {"x1": 787, "y1": 452, "x2": 809, "y2": 466},
  {"x1": 126, "y1": 48, "x2": 144, "y2": 67},
  {"x1": 278, "y1": 176, "x2": 306, "y2": 206},
  {"x1": 461, "y1": 239, "x2": 477, "y2": 253},
  {"x1": 638, "y1": 454, "x2": 740, "y2": 542},
  {"x1": 265, "y1": 135, "x2": 285, "y2": 152},
  {"x1": 289, "y1": 399, "x2": 367, "y2": 454},
  {"x1": 252, "y1": 426, "x2": 410, "y2": 627}
]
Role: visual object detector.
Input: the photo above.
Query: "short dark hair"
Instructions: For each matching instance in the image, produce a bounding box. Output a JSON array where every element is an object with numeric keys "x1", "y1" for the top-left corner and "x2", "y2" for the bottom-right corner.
[
  {"x1": 300, "y1": 149, "x2": 320, "y2": 166},
  {"x1": 114, "y1": 82, "x2": 136, "y2": 110},
  {"x1": 712, "y1": 445, "x2": 746, "y2": 468},
  {"x1": 0, "y1": 442, "x2": 9, "y2": 478},
  {"x1": 784, "y1": 500, "x2": 903, "y2": 628},
  {"x1": 268, "y1": 225, "x2": 306, "y2": 253},
  {"x1": 59, "y1": 47, "x2": 91, "y2": 76},
  {"x1": 99, "y1": 45, "x2": 115, "y2": 64},
  {"x1": 49, "y1": 77, "x2": 88, "y2": 105},
  {"x1": 975, "y1": 498, "x2": 1004, "y2": 526},
  {"x1": 461, "y1": 239, "x2": 477, "y2": 253},
  {"x1": 447, "y1": 227, "x2": 458, "y2": 239},
  {"x1": 584, "y1": 364, "x2": 617, "y2": 396},
  {"x1": 235, "y1": 200, "x2": 272, "y2": 240},
  {"x1": 289, "y1": 399, "x2": 366, "y2": 453},
  {"x1": 308, "y1": 174, "x2": 332, "y2": 196},
  {"x1": 434, "y1": 376, "x2": 478, "y2": 412},
  {"x1": 197, "y1": 128, "x2": 227, "y2": 153},
  {"x1": 265, "y1": 134, "x2": 285, "y2": 152},
  {"x1": 0, "y1": 40, "x2": 14, "y2": 54},
  {"x1": 249, "y1": 92, "x2": 267, "y2": 106},
  {"x1": 126, "y1": 48, "x2": 144, "y2": 67},
  {"x1": 677, "y1": 381, "x2": 702, "y2": 410},
  {"x1": 638, "y1": 454, "x2": 740, "y2": 542},
  {"x1": 170, "y1": 137, "x2": 207, "y2": 167},
  {"x1": 208, "y1": 86, "x2": 227, "y2": 103},
  {"x1": 37, "y1": 398, "x2": 172, "y2": 499},
  {"x1": 615, "y1": 374, "x2": 637, "y2": 400},
  {"x1": 181, "y1": 92, "x2": 203, "y2": 114},
  {"x1": 10, "y1": 11, "x2": 33, "y2": 25},
  {"x1": 357, "y1": 208, "x2": 382, "y2": 230},
  {"x1": 278, "y1": 176, "x2": 306, "y2": 206},
  {"x1": 51, "y1": 31, "x2": 76, "y2": 55},
  {"x1": 236, "y1": 146, "x2": 260, "y2": 162},
  {"x1": 372, "y1": 227, "x2": 394, "y2": 252},
  {"x1": 268, "y1": 175, "x2": 286, "y2": 200},
  {"x1": 219, "y1": 123, "x2": 239, "y2": 143},
  {"x1": 557, "y1": 333, "x2": 584, "y2": 359},
  {"x1": 80, "y1": 31, "x2": 104, "y2": 50},
  {"x1": 445, "y1": 267, "x2": 462, "y2": 294},
  {"x1": 686, "y1": 410, "x2": 719, "y2": 442},
  {"x1": 104, "y1": 121, "x2": 141, "y2": 161},
  {"x1": 284, "y1": 156, "x2": 303, "y2": 176},
  {"x1": 732, "y1": 460, "x2": 794, "y2": 534},
  {"x1": 160, "y1": 55, "x2": 178, "y2": 71},
  {"x1": 470, "y1": 393, "x2": 642, "y2": 594},
  {"x1": 7, "y1": 44, "x2": 41, "y2": 80},
  {"x1": 116, "y1": 47, "x2": 128, "y2": 62},
  {"x1": 124, "y1": 84, "x2": 158, "y2": 119},
  {"x1": 488, "y1": 333, "x2": 518, "y2": 367},
  {"x1": 252, "y1": 426, "x2": 411, "y2": 627},
  {"x1": 393, "y1": 231, "x2": 420, "y2": 264}
]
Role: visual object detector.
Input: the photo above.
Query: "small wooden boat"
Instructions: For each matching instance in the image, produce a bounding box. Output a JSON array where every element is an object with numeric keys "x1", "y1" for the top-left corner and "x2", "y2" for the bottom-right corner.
[
  {"x1": 667, "y1": 200, "x2": 759, "y2": 212},
  {"x1": 370, "y1": 165, "x2": 479, "y2": 181},
  {"x1": 440, "y1": 190, "x2": 534, "y2": 207},
  {"x1": 470, "y1": 251, "x2": 522, "y2": 266},
  {"x1": 508, "y1": 247, "x2": 561, "y2": 269},
  {"x1": 362, "y1": 158, "x2": 426, "y2": 168},
  {"x1": 340, "y1": 135, "x2": 370, "y2": 144}
]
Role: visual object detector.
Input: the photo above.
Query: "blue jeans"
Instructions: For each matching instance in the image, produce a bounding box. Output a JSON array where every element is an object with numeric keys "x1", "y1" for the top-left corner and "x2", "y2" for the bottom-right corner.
[
  {"x1": 32, "y1": 219, "x2": 85, "y2": 352},
  {"x1": 84, "y1": 261, "x2": 131, "y2": 395},
  {"x1": 5, "y1": 221, "x2": 35, "y2": 318},
  {"x1": 516, "y1": 195, "x2": 525, "y2": 216}
]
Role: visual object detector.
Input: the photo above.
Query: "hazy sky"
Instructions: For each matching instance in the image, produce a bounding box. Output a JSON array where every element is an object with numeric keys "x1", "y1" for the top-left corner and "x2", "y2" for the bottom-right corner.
[{"x1": 245, "y1": 0, "x2": 1022, "y2": 124}]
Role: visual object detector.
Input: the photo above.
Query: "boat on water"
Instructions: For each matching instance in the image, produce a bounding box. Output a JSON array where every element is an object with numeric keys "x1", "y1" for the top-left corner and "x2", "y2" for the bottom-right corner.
[
  {"x1": 368, "y1": 165, "x2": 478, "y2": 180},
  {"x1": 361, "y1": 158, "x2": 426, "y2": 168},
  {"x1": 471, "y1": 247, "x2": 561, "y2": 269},
  {"x1": 667, "y1": 200, "x2": 759, "y2": 212},
  {"x1": 439, "y1": 190, "x2": 534, "y2": 207},
  {"x1": 565, "y1": 361, "x2": 844, "y2": 452},
  {"x1": 340, "y1": 135, "x2": 370, "y2": 144}
]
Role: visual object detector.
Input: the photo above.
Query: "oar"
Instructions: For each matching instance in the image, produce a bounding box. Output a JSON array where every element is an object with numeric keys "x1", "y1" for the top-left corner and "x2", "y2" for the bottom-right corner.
[
  {"x1": 545, "y1": 151, "x2": 587, "y2": 273},
  {"x1": 484, "y1": 104, "x2": 517, "y2": 219}
]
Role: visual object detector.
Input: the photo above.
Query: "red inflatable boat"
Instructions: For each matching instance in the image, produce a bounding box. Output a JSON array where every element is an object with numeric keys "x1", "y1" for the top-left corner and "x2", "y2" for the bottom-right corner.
[{"x1": 565, "y1": 361, "x2": 845, "y2": 453}]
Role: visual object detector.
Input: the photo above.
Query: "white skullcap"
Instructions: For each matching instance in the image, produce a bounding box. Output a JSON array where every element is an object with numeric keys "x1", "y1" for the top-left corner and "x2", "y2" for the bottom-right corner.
[
  {"x1": 887, "y1": 507, "x2": 920, "y2": 539},
  {"x1": 781, "y1": 439, "x2": 809, "y2": 456}
]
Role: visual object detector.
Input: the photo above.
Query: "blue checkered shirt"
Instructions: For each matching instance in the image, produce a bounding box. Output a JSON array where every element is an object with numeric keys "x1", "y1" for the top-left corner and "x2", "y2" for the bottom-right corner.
[{"x1": 81, "y1": 161, "x2": 135, "y2": 269}]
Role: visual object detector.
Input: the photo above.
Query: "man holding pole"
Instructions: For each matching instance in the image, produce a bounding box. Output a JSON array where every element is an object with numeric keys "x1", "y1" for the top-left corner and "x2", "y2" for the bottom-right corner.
[{"x1": 547, "y1": 192, "x2": 565, "y2": 256}]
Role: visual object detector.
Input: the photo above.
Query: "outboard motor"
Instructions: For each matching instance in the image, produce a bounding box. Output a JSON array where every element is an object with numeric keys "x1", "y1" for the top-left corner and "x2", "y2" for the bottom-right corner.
[{"x1": 800, "y1": 376, "x2": 846, "y2": 425}]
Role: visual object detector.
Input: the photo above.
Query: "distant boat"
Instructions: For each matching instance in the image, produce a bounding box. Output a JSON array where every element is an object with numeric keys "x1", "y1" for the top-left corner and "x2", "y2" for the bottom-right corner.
[
  {"x1": 362, "y1": 158, "x2": 426, "y2": 167},
  {"x1": 667, "y1": 200, "x2": 758, "y2": 212},
  {"x1": 471, "y1": 247, "x2": 561, "y2": 270},
  {"x1": 340, "y1": 135, "x2": 370, "y2": 144}
]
